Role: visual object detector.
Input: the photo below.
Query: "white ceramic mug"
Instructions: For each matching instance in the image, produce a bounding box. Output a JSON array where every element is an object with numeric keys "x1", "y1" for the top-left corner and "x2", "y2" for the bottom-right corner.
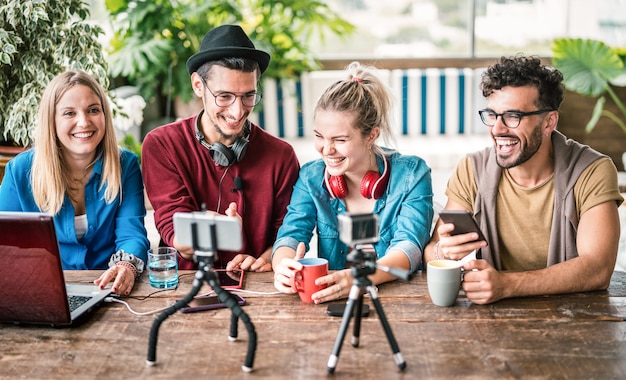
[{"x1": 427, "y1": 259, "x2": 462, "y2": 307}]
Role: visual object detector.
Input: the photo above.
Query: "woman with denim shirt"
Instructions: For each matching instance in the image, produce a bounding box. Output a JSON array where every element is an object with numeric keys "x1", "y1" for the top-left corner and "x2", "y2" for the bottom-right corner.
[
  {"x1": 272, "y1": 62, "x2": 433, "y2": 304},
  {"x1": 0, "y1": 71, "x2": 149, "y2": 295}
]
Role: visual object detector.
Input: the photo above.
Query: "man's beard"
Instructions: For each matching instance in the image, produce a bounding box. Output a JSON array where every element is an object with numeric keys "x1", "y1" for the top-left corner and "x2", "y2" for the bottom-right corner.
[
  {"x1": 208, "y1": 112, "x2": 243, "y2": 141},
  {"x1": 496, "y1": 124, "x2": 543, "y2": 169}
]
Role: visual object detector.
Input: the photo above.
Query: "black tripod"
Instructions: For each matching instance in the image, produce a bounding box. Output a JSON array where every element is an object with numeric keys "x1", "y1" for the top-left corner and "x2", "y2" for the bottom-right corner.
[
  {"x1": 146, "y1": 221, "x2": 257, "y2": 372},
  {"x1": 327, "y1": 247, "x2": 408, "y2": 374}
]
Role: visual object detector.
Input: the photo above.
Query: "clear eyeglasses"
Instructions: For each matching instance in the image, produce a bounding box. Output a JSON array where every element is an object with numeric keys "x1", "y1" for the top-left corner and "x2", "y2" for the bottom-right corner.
[
  {"x1": 200, "y1": 77, "x2": 262, "y2": 107},
  {"x1": 478, "y1": 109, "x2": 553, "y2": 129}
]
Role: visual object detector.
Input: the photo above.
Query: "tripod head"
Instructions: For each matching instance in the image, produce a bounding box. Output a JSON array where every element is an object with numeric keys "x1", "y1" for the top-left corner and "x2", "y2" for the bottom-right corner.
[
  {"x1": 346, "y1": 246, "x2": 411, "y2": 281},
  {"x1": 346, "y1": 247, "x2": 377, "y2": 278},
  {"x1": 190, "y1": 220, "x2": 218, "y2": 269},
  {"x1": 339, "y1": 213, "x2": 411, "y2": 282}
]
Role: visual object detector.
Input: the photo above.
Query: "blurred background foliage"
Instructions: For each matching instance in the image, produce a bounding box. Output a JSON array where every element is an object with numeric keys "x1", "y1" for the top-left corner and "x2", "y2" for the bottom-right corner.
[
  {"x1": 105, "y1": 0, "x2": 355, "y2": 107},
  {"x1": 0, "y1": 0, "x2": 108, "y2": 147}
]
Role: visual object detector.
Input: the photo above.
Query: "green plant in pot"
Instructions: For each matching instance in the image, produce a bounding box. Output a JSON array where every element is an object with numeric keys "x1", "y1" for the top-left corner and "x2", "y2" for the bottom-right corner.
[
  {"x1": 551, "y1": 38, "x2": 626, "y2": 135},
  {"x1": 104, "y1": 0, "x2": 355, "y2": 117},
  {"x1": 0, "y1": 0, "x2": 109, "y2": 148}
]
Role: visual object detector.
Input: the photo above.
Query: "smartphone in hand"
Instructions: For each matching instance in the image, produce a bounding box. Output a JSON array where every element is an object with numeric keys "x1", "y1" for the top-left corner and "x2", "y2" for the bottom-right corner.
[{"x1": 438, "y1": 210, "x2": 487, "y2": 244}]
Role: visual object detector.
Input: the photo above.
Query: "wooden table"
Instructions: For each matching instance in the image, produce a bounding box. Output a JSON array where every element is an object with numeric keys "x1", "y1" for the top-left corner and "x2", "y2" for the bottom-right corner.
[{"x1": 2, "y1": 270, "x2": 626, "y2": 379}]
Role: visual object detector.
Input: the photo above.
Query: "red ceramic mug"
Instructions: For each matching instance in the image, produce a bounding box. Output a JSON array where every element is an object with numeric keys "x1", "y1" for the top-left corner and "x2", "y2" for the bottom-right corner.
[{"x1": 291, "y1": 258, "x2": 329, "y2": 303}]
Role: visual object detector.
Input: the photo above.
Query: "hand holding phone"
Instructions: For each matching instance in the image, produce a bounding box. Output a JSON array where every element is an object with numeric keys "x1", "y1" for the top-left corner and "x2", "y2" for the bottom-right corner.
[{"x1": 438, "y1": 210, "x2": 487, "y2": 244}]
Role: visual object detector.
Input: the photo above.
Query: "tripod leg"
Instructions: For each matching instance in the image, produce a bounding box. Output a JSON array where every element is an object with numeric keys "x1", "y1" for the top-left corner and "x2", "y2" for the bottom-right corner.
[
  {"x1": 206, "y1": 273, "x2": 240, "y2": 340},
  {"x1": 207, "y1": 273, "x2": 257, "y2": 372},
  {"x1": 146, "y1": 270, "x2": 203, "y2": 366},
  {"x1": 351, "y1": 293, "x2": 364, "y2": 347},
  {"x1": 229, "y1": 312, "x2": 238, "y2": 342},
  {"x1": 367, "y1": 285, "x2": 407, "y2": 370},
  {"x1": 327, "y1": 285, "x2": 361, "y2": 374}
]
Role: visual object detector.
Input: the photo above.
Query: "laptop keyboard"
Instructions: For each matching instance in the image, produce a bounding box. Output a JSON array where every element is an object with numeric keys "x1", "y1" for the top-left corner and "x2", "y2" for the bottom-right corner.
[{"x1": 68, "y1": 295, "x2": 92, "y2": 312}]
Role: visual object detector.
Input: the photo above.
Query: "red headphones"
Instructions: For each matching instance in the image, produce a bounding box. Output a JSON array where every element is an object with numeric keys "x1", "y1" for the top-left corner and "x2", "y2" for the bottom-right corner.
[{"x1": 324, "y1": 155, "x2": 390, "y2": 199}]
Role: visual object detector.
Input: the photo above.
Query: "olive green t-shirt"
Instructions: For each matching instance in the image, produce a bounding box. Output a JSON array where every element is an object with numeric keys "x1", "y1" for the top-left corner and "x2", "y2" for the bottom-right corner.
[{"x1": 445, "y1": 156, "x2": 621, "y2": 271}]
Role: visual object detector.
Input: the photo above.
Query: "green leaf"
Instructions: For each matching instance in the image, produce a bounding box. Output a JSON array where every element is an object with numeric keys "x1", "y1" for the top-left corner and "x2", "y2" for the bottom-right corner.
[
  {"x1": 585, "y1": 97, "x2": 605, "y2": 133},
  {"x1": 552, "y1": 38, "x2": 624, "y2": 97},
  {"x1": 108, "y1": 38, "x2": 172, "y2": 78},
  {"x1": 104, "y1": 0, "x2": 129, "y2": 15},
  {"x1": 0, "y1": 0, "x2": 108, "y2": 146}
]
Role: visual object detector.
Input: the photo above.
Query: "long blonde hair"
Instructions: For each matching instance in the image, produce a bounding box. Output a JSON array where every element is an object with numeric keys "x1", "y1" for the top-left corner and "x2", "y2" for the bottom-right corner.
[{"x1": 31, "y1": 70, "x2": 121, "y2": 215}]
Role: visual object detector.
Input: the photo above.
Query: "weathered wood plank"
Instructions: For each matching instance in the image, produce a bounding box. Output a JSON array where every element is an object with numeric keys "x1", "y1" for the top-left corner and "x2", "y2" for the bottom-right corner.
[{"x1": 1, "y1": 271, "x2": 625, "y2": 379}]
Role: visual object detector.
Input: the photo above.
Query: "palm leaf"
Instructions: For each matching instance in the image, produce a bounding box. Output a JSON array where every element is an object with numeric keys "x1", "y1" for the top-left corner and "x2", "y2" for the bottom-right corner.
[
  {"x1": 108, "y1": 38, "x2": 172, "y2": 78},
  {"x1": 552, "y1": 38, "x2": 623, "y2": 97}
]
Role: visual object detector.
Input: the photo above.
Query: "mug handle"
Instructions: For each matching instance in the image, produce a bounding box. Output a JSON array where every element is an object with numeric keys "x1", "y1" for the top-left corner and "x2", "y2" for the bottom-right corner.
[{"x1": 290, "y1": 269, "x2": 304, "y2": 292}]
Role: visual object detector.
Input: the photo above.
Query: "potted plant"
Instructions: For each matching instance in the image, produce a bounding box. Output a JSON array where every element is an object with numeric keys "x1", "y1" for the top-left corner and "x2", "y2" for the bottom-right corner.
[
  {"x1": 104, "y1": 0, "x2": 355, "y2": 117},
  {"x1": 551, "y1": 37, "x2": 626, "y2": 170},
  {"x1": 0, "y1": 0, "x2": 109, "y2": 180}
]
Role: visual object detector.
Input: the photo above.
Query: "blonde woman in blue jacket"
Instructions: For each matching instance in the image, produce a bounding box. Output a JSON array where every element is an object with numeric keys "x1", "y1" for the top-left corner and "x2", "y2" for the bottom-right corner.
[
  {"x1": 272, "y1": 62, "x2": 434, "y2": 304},
  {"x1": 0, "y1": 71, "x2": 149, "y2": 295}
]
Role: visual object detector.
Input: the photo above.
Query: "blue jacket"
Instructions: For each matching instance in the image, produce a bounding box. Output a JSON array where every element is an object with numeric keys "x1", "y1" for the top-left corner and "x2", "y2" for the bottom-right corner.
[
  {"x1": 273, "y1": 150, "x2": 433, "y2": 272},
  {"x1": 0, "y1": 148, "x2": 149, "y2": 270}
]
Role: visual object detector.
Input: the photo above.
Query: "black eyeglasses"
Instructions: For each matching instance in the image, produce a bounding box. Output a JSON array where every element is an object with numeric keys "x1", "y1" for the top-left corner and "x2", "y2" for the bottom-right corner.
[
  {"x1": 478, "y1": 109, "x2": 553, "y2": 129},
  {"x1": 200, "y1": 77, "x2": 262, "y2": 107}
]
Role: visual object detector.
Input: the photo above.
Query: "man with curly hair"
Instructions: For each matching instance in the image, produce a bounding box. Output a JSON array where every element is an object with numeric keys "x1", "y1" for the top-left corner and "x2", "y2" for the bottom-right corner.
[{"x1": 424, "y1": 55, "x2": 623, "y2": 304}]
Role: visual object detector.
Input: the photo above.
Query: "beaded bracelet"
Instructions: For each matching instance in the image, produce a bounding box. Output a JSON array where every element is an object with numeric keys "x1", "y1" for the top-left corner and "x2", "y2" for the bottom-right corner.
[
  {"x1": 434, "y1": 241, "x2": 441, "y2": 260},
  {"x1": 116, "y1": 261, "x2": 138, "y2": 278},
  {"x1": 108, "y1": 250, "x2": 145, "y2": 274}
]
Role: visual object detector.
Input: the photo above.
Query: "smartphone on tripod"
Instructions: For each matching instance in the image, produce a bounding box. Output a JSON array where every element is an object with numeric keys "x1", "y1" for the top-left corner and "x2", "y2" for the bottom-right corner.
[{"x1": 173, "y1": 212, "x2": 242, "y2": 251}]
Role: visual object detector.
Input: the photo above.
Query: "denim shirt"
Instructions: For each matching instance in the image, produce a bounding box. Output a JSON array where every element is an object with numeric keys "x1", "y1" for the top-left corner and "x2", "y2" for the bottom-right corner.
[
  {"x1": 0, "y1": 148, "x2": 149, "y2": 270},
  {"x1": 273, "y1": 150, "x2": 433, "y2": 272}
]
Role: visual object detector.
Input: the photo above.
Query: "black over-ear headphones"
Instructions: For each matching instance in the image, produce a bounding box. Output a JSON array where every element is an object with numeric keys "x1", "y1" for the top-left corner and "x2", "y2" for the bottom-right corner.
[{"x1": 194, "y1": 110, "x2": 250, "y2": 166}]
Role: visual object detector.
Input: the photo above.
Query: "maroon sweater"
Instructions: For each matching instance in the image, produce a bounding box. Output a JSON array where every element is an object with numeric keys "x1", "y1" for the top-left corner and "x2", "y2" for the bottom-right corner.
[{"x1": 142, "y1": 115, "x2": 300, "y2": 269}]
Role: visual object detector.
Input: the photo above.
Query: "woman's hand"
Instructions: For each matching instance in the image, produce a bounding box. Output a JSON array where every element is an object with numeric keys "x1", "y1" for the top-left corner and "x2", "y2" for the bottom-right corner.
[
  {"x1": 93, "y1": 264, "x2": 136, "y2": 295},
  {"x1": 310, "y1": 269, "x2": 353, "y2": 304},
  {"x1": 273, "y1": 242, "x2": 306, "y2": 293}
]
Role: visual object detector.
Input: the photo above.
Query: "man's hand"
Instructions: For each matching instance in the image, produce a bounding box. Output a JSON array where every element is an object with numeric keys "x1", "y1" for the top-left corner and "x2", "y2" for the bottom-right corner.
[
  {"x1": 461, "y1": 259, "x2": 506, "y2": 304},
  {"x1": 226, "y1": 254, "x2": 272, "y2": 272},
  {"x1": 436, "y1": 222, "x2": 487, "y2": 261}
]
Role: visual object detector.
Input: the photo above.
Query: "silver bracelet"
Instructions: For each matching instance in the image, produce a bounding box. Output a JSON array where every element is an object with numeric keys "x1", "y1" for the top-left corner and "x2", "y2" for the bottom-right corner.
[{"x1": 434, "y1": 241, "x2": 440, "y2": 260}]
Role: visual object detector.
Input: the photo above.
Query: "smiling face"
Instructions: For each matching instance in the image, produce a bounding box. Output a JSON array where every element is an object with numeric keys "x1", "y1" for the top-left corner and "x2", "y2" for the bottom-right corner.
[
  {"x1": 487, "y1": 86, "x2": 554, "y2": 169},
  {"x1": 55, "y1": 84, "x2": 105, "y2": 162},
  {"x1": 313, "y1": 109, "x2": 377, "y2": 178},
  {"x1": 192, "y1": 65, "x2": 259, "y2": 145}
]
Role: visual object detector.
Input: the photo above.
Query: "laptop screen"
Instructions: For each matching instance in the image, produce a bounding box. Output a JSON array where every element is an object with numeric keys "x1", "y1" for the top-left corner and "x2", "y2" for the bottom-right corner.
[{"x1": 0, "y1": 212, "x2": 73, "y2": 325}]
